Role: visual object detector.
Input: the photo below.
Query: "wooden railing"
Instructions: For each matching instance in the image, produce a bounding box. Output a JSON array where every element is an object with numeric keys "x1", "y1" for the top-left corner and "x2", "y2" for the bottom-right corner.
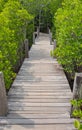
[
  {"x1": 0, "y1": 72, "x2": 8, "y2": 116},
  {"x1": 48, "y1": 28, "x2": 52, "y2": 45},
  {"x1": 0, "y1": 39, "x2": 29, "y2": 116},
  {"x1": 24, "y1": 39, "x2": 29, "y2": 58},
  {"x1": 48, "y1": 28, "x2": 57, "y2": 53},
  {"x1": 33, "y1": 26, "x2": 40, "y2": 44},
  {"x1": 73, "y1": 73, "x2": 82, "y2": 99},
  {"x1": 53, "y1": 39, "x2": 56, "y2": 50}
]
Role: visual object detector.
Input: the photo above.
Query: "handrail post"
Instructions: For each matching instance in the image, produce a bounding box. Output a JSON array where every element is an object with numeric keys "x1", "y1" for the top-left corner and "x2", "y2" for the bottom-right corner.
[
  {"x1": 50, "y1": 32, "x2": 52, "y2": 45},
  {"x1": 49, "y1": 28, "x2": 52, "y2": 45},
  {"x1": 53, "y1": 39, "x2": 56, "y2": 50},
  {"x1": 73, "y1": 73, "x2": 82, "y2": 99},
  {"x1": 37, "y1": 26, "x2": 39, "y2": 38},
  {"x1": 47, "y1": 27, "x2": 49, "y2": 33},
  {"x1": 24, "y1": 39, "x2": 29, "y2": 58},
  {"x1": 0, "y1": 72, "x2": 8, "y2": 116},
  {"x1": 33, "y1": 32, "x2": 35, "y2": 44},
  {"x1": 52, "y1": 39, "x2": 56, "y2": 58}
]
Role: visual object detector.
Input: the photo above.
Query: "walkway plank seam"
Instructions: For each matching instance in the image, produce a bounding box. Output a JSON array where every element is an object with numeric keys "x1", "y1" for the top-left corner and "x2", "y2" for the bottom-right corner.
[{"x1": 0, "y1": 33, "x2": 75, "y2": 130}]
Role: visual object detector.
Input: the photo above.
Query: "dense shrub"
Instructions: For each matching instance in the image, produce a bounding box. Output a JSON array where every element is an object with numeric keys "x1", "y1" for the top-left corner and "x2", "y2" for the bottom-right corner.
[
  {"x1": 0, "y1": 0, "x2": 32, "y2": 89},
  {"x1": 53, "y1": 0, "x2": 82, "y2": 78},
  {"x1": 26, "y1": 22, "x2": 34, "y2": 49}
]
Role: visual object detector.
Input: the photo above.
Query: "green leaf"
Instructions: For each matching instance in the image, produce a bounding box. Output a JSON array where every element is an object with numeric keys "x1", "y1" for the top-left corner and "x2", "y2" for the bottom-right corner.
[{"x1": 74, "y1": 120, "x2": 80, "y2": 129}]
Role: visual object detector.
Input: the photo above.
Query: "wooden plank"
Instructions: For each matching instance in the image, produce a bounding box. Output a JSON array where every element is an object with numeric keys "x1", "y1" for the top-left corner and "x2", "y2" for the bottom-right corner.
[
  {"x1": 8, "y1": 95, "x2": 72, "y2": 99},
  {"x1": 19, "y1": 63, "x2": 61, "y2": 66},
  {"x1": 9, "y1": 89, "x2": 71, "y2": 93},
  {"x1": 16, "y1": 75, "x2": 67, "y2": 80},
  {"x1": 0, "y1": 118, "x2": 74, "y2": 125},
  {"x1": 20, "y1": 62, "x2": 61, "y2": 65},
  {"x1": 20, "y1": 63, "x2": 61, "y2": 66},
  {"x1": 18, "y1": 72, "x2": 65, "y2": 76},
  {"x1": 15, "y1": 79, "x2": 67, "y2": 82},
  {"x1": 9, "y1": 110, "x2": 70, "y2": 114},
  {"x1": 11, "y1": 86, "x2": 70, "y2": 90},
  {"x1": 12, "y1": 81, "x2": 68, "y2": 86},
  {"x1": 0, "y1": 113, "x2": 70, "y2": 119},
  {"x1": 8, "y1": 92, "x2": 72, "y2": 96},
  {"x1": 19, "y1": 70, "x2": 64, "y2": 74},
  {"x1": 23, "y1": 60, "x2": 57, "y2": 63},
  {"x1": 8, "y1": 106, "x2": 71, "y2": 111},
  {"x1": 21, "y1": 62, "x2": 61, "y2": 66},
  {"x1": 12, "y1": 84, "x2": 70, "y2": 87},
  {"x1": 12, "y1": 86, "x2": 70, "y2": 90},
  {"x1": 20, "y1": 66, "x2": 62, "y2": 70},
  {"x1": 0, "y1": 124, "x2": 75, "y2": 130},
  {"x1": 24, "y1": 61, "x2": 60, "y2": 64},
  {"x1": 11, "y1": 85, "x2": 70, "y2": 89},
  {"x1": 8, "y1": 98, "x2": 71, "y2": 103},
  {"x1": 18, "y1": 70, "x2": 63, "y2": 73},
  {"x1": 8, "y1": 102, "x2": 71, "y2": 107},
  {"x1": 20, "y1": 67, "x2": 62, "y2": 71},
  {"x1": 9, "y1": 88, "x2": 71, "y2": 94}
]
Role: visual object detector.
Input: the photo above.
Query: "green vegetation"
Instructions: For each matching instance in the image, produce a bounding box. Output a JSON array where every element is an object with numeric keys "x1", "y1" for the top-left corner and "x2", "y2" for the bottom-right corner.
[
  {"x1": 0, "y1": 0, "x2": 32, "y2": 89},
  {"x1": 52, "y1": 0, "x2": 82, "y2": 79},
  {"x1": 0, "y1": 0, "x2": 63, "y2": 90},
  {"x1": 74, "y1": 120, "x2": 82, "y2": 130},
  {"x1": 71, "y1": 99, "x2": 82, "y2": 118},
  {"x1": 0, "y1": 0, "x2": 82, "y2": 128},
  {"x1": 71, "y1": 99, "x2": 82, "y2": 130},
  {"x1": 50, "y1": 1, "x2": 82, "y2": 128},
  {"x1": 0, "y1": 0, "x2": 82, "y2": 97}
]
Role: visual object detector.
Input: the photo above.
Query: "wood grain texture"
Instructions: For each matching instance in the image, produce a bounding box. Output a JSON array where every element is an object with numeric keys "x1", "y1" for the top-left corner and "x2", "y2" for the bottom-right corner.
[
  {"x1": 0, "y1": 33, "x2": 73, "y2": 130},
  {"x1": 0, "y1": 72, "x2": 8, "y2": 116}
]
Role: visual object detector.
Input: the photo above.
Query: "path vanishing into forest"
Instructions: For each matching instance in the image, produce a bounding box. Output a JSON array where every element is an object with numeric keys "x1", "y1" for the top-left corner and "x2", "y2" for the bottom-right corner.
[{"x1": 0, "y1": 33, "x2": 75, "y2": 130}]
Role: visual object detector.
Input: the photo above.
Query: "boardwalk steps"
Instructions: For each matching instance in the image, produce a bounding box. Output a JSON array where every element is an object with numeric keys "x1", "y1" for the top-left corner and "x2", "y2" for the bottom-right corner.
[{"x1": 0, "y1": 33, "x2": 75, "y2": 130}]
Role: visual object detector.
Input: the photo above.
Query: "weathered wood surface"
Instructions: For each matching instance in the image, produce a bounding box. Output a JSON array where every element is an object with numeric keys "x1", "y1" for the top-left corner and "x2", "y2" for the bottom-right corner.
[
  {"x1": 0, "y1": 72, "x2": 8, "y2": 116},
  {"x1": 0, "y1": 125, "x2": 75, "y2": 130},
  {"x1": 73, "y1": 73, "x2": 82, "y2": 99},
  {"x1": 24, "y1": 39, "x2": 29, "y2": 58},
  {"x1": 0, "y1": 33, "x2": 74, "y2": 130}
]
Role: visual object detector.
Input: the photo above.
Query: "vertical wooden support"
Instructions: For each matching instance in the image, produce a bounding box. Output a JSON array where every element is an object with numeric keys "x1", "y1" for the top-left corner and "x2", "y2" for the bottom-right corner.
[
  {"x1": 50, "y1": 32, "x2": 52, "y2": 45},
  {"x1": 0, "y1": 72, "x2": 8, "y2": 116},
  {"x1": 33, "y1": 32, "x2": 35, "y2": 44},
  {"x1": 47, "y1": 27, "x2": 49, "y2": 33},
  {"x1": 52, "y1": 39, "x2": 56, "y2": 59},
  {"x1": 48, "y1": 28, "x2": 50, "y2": 34},
  {"x1": 24, "y1": 39, "x2": 29, "y2": 58},
  {"x1": 48, "y1": 28, "x2": 52, "y2": 45},
  {"x1": 53, "y1": 39, "x2": 56, "y2": 50},
  {"x1": 37, "y1": 26, "x2": 39, "y2": 37},
  {"x1": 20, "y1": 42, "x2": 24, "y2": 64},
  {"x1": 73, "y1": 73, "x2": 82, "y2": 99}
]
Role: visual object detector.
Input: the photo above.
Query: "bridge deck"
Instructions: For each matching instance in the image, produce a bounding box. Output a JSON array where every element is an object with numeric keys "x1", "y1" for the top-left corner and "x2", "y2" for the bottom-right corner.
[{"x1": 0, "y1": 33, "x2": 75, "y2": 130}]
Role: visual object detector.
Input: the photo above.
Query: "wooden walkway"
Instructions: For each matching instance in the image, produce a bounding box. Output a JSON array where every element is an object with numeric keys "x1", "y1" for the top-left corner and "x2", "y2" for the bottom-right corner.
[{"x1": 0, "y1": 33, "x2": 75, "y2": 130}]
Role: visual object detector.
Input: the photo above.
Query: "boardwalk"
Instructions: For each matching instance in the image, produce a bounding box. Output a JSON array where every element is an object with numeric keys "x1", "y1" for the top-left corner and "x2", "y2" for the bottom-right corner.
[{"x1": 0, "y1": 33, "x2": 75, "y2": 130}]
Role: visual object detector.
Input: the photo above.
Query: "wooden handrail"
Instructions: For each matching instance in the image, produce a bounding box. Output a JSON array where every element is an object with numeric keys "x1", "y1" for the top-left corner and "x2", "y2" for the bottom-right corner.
[
  {"x1": 0, "y1": 72, "x2": 8, "y2": 116},
  {"x1": 48, "y1": 28, "x2": 52, "y2": 45},
  {"x1": 37, "y1": 26, "x2": 40, "y2": 37},
  {"x1": 33, "y1": 32, "x2": 36, "y2": 44},
  {"x1": 33, "y1": 26, "x2": 40, "y2": 44},
  {"x1": 53, "y1": 39, "x2": 56, "y2": 49},
  {"x1": 24, "y1": 39, "x2": 29, "y2": 58},
  {"x1": 73, "y1": 73, "x2": 82, "y2": 99}
]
